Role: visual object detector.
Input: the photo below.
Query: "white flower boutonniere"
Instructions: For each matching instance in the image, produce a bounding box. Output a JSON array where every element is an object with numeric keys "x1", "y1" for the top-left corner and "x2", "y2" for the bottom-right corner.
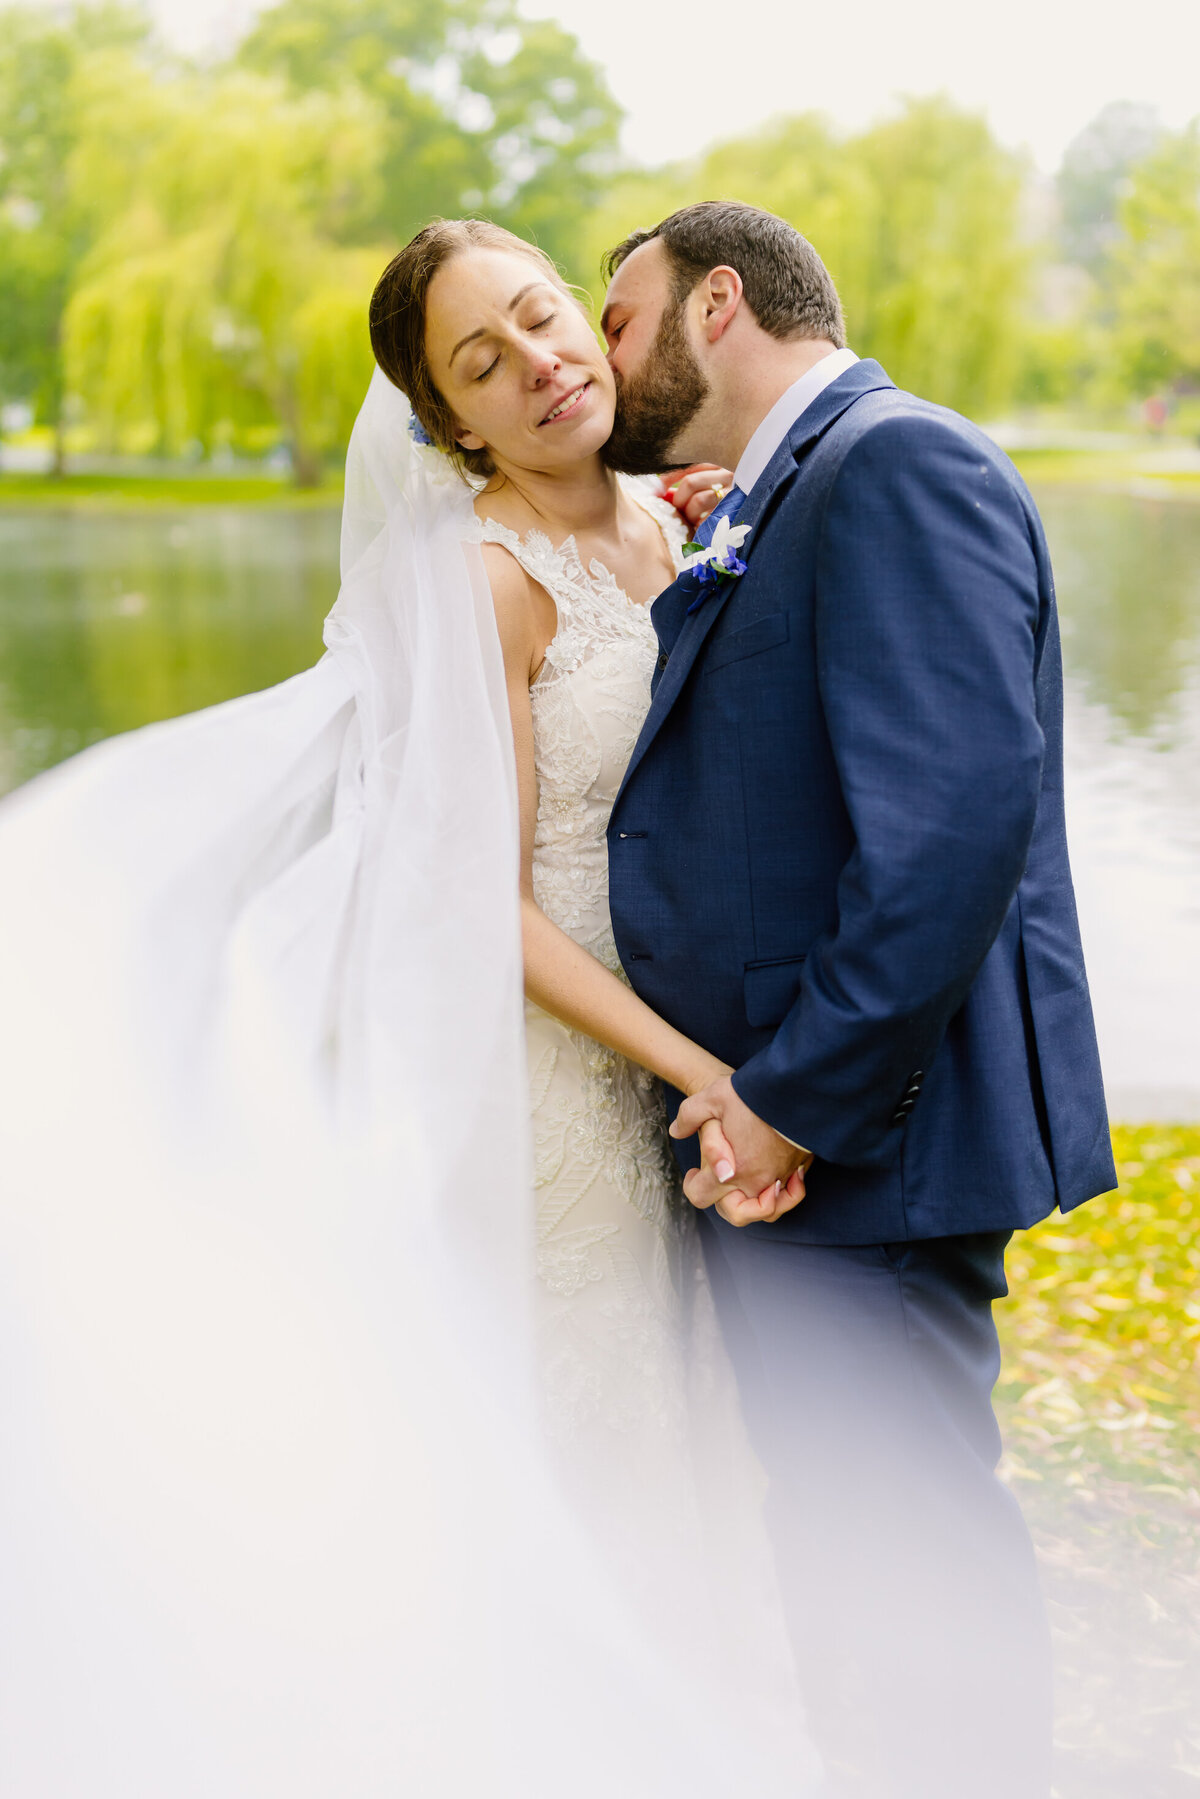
[{"x1": 682, "y1": 517, "x2": 752, "y2": 612}]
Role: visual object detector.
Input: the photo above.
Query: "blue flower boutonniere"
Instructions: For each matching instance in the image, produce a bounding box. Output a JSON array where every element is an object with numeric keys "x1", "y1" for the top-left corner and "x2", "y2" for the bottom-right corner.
[{"x1": 682, "y1": 517, "x2": 751, "y2": 613}]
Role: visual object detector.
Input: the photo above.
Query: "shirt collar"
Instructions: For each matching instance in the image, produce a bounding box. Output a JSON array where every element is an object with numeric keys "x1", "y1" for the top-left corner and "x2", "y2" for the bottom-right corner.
[{"x1": 733, "y1": 347, "x2": 859, "y2": 495}]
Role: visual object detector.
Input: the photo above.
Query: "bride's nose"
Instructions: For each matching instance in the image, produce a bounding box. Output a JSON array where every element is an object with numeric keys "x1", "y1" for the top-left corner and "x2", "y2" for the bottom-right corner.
[{"x1": 525, "y1": 343, "x2": 562, "y2": 384}]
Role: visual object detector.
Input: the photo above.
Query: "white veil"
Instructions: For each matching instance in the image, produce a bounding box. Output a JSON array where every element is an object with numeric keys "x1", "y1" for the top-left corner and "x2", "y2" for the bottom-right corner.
[{"x1": 0, "y1": 372, "x2": 819, "y2": 1796}]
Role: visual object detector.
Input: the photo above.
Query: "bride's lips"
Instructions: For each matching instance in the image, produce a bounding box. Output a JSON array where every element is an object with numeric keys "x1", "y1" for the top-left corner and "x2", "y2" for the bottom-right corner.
[{"x1": 538, "y1": 381, "x2": 592, "y2": 426}]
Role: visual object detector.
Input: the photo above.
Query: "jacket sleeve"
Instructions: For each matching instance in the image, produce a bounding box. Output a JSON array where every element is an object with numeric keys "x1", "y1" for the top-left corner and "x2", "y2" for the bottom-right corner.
[{"x1": 731, "y1": 413, "x2": 1045, "y2": 1167}]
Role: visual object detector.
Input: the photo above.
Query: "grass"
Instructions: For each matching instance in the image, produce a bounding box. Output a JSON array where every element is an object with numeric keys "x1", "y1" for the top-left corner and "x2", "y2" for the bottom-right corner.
[
  {"x1": 998, "y1": 1126, "x2": 1200, "y2": 1484},
  {"x1": 0, "y1": 470, "x2": 344, "y2": 508},
  {"x1": 3, "y1": 452, "x2": 1199, "y2": 511},
  {"x1": 997, "y1": 1129, "x2": 1200, "y2": 1798},
  {"x1": 1011, "y1": 449, "x2": 1200, "y2": 496}
]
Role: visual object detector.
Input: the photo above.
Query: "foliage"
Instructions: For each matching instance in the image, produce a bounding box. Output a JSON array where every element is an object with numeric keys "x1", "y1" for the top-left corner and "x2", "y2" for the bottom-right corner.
[
  {"x1": 582, "y1": 98, "x2": 1028, "y2": 419},
  {"x1": 238, "y1": 0, "x2": 621, "y2": 280},
  {"x1": 997, "y1": 1127, "x2": 1200, "y2": 1486},
  {"x1": 1110, "y1": 123, "x2": 1200, "y2": 398},
  {"x1": 4, "y1": 0, "x2": 1200, "y2": 464},
  {"x1": 0, "y1": 3, "x2": 150, "y2": 458},
  {"x1": 59, "y1": 57, "x2": 388, "y2": 480},
  {"x1": 0, "y1": 0, "x2": 619, "y2": 479}
]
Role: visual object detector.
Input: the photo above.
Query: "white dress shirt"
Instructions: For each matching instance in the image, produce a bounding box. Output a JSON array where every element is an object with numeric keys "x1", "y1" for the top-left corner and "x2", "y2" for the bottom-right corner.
[{"x1": 733, "y1": 346, "x2": 859, "y2": 495}]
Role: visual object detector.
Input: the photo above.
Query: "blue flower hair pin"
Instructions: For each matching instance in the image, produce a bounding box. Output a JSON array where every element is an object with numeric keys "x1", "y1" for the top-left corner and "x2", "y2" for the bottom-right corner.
[{"x1": 407, "y1": 412, "x2": 433, "y2": 447}]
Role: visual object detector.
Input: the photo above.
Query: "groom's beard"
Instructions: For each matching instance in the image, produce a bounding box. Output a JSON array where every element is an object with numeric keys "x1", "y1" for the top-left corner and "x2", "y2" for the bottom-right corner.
[{"x1": 602, "y1": 297, "x2": 710, "y2": 475}]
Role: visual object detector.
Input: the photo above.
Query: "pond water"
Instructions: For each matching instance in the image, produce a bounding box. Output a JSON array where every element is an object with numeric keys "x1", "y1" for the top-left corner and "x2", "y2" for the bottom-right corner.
[{"x1": 1, "y1": 489, "x2": 1197, "y2": 1120}]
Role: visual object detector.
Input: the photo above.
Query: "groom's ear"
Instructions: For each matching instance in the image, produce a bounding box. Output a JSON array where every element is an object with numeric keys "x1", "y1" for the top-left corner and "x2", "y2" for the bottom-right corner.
[{"x1": 698, "y1": 266, "x2": 744, "y2": 343}]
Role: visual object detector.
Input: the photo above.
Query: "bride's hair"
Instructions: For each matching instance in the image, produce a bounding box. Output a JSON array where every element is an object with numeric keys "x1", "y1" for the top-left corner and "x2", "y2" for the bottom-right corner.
[{"x1": 370, "y1": 219, "x2": 574, "y2": 481}]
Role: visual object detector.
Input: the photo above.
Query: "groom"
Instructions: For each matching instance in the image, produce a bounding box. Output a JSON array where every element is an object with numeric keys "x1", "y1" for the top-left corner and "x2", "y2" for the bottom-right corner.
[{"x1": 601, "y1": 202, "x2": 1116, "y2": 1799}]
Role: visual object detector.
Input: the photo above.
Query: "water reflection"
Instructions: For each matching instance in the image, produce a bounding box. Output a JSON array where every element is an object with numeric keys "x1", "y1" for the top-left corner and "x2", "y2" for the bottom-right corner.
[
  {"x1": 0, "y1": 509, "x2": 337, "y2": 793},
  {"x1": 0, "y1": 489, "x2": 1197, "y2": 1118},
  {"x1": 1042, "y1": 489, "x2": 1200, "y2": 747}
]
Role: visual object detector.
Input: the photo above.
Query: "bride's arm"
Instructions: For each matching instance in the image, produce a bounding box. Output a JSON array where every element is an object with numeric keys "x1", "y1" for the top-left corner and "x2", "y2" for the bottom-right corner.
[{"x1": 485, "y1": 543, "x2": 727, "y2": 1102}]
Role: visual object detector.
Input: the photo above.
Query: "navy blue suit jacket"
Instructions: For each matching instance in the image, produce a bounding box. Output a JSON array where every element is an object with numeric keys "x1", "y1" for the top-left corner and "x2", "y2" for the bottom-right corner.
[{"x1": 607, "y1": 360, "x2": 1116, "y2": 1244}]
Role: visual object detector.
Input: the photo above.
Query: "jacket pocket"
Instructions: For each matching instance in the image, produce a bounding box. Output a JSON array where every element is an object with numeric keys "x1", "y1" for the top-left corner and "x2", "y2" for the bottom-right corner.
[
  {"x1": 705, "y1": 612, "x2": 789, "y2": 674},
  {"x1": 743, "y1": 954, "x2": 807, "y2": 1028}
]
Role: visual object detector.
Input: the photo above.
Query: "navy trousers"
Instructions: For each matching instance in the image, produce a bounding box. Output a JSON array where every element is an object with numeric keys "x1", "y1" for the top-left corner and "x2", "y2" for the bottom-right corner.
[{"x1": 699, "y1": 1217, "x2": 1053, "y2": 1799}]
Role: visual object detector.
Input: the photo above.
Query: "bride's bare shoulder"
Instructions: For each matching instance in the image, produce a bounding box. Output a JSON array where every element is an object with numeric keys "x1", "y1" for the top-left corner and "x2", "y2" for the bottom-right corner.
[{"x1": 478, "y1": 538, "x2": 556, "y2": 685}]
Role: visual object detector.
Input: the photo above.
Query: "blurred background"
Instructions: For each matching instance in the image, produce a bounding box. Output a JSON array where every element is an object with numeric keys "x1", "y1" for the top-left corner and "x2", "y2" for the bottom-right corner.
[{"x1": 0, "y1": 1, "x2": 1198, "y2": 1792}]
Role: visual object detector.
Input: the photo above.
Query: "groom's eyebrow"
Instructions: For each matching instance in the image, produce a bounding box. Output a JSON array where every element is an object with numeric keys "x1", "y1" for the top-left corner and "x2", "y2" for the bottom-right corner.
[{"x1": 448, "y1": 283, "x2": 546, "y2": 367}]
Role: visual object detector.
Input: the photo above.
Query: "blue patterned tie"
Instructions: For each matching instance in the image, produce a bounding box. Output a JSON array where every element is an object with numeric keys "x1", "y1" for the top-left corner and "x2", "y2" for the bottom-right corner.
[{"x1": 692, "y1": 483, "x2": 745, "y2": 548}]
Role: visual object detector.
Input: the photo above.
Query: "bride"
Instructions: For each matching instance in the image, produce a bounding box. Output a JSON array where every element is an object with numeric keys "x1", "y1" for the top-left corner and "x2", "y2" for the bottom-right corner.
[{"x1": 0, "y1": 220, "x2": 817, "y2": 1796}]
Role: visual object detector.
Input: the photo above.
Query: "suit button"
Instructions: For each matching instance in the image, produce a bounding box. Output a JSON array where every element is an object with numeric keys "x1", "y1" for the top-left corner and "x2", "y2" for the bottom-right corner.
[
  {"x1": 890, "y1": 1109, "x2": 907, "y2": 1127},
  {"x1": 656, "y1": 651, "x2": 669, "y2": 672}
]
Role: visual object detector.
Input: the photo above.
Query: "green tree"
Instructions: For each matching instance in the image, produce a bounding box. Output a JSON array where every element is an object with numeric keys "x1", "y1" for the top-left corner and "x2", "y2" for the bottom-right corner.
[
  {"x1": 582, "y1": 99, "x2": 1028, "y2": 420},
  {"x1": 0, "y1": 2, "x2": 149, "y2": 469},
  {"x1": 238, "y1": 0, "x2": 622, "y2": 280},
  {"x1": 846, "y1": 99, "x2": 1028, "y2": 417},
  {"x1": 63, "y1": 57, "x2": 388, "y2": 481},
  {"x1": 1109, "y1": 122, "x2": 1200, "y2": 397}
]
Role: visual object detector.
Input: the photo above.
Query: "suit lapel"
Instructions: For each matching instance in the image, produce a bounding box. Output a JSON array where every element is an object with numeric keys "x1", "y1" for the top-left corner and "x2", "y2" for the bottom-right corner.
[{"x1": 622, "y1": 359, "x2": 896, "y2": 799}]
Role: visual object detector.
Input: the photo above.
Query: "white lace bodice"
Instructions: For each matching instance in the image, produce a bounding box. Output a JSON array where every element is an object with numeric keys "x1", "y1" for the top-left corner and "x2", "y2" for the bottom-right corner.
[
  {"x1": 470, "y1": 477, "x2": 685, "y2": 975},
  {"x1": 466, "y1": 478, "x2": 695, "y2": 1475}
]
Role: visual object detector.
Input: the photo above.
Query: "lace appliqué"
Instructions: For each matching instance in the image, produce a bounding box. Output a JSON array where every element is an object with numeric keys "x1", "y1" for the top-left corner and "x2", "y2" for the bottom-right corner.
[{"x1": 470, "y1": 480, "x2": 694, "y2": 1450}]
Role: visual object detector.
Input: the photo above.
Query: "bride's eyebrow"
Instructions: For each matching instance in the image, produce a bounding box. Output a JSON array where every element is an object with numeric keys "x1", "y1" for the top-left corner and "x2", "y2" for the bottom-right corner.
[{"x1": 448, "y1": 282, "x2": 551, "y2": 368}]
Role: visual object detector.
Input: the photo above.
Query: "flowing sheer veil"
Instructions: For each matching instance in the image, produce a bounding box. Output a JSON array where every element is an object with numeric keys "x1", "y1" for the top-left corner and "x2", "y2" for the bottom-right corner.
[{"x1": 0, "y1": 372, "x2": 818, "y2": 1796}]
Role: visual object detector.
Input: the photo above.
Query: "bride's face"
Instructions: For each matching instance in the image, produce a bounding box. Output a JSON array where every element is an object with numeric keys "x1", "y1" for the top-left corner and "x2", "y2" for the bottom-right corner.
[{"x1": 424, "y1": 248, "x2": 615, "y2": 471}]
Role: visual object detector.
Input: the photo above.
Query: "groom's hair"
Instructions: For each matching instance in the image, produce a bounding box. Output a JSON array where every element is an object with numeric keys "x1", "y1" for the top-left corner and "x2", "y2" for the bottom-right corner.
[{"x1": 604, "y1": 201, "x2": 845, "y2": 348}]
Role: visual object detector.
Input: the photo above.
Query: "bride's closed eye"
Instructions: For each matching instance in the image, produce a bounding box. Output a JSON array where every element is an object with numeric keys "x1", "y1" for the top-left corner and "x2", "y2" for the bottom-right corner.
[{"x1": 475, "y1": 314, "x2": 558, "y2": 381}]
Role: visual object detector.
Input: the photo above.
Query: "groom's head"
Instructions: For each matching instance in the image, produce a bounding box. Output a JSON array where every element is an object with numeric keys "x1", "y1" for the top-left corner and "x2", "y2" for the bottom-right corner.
[{"x1": 600, "y1": 201, "x2": 844, "y2": 474}]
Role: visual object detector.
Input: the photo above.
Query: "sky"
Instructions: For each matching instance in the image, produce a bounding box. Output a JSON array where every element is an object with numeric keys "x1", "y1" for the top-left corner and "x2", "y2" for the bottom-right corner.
[{"x1": 144, "y1": 0, "x2": 1200, "y2": 173}]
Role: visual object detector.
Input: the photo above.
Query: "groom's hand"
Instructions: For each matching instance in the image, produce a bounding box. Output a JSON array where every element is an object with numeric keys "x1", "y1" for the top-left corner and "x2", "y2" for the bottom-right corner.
[{"x1": 673, "y1": 1077, "x2": 811, "y2": 1226}]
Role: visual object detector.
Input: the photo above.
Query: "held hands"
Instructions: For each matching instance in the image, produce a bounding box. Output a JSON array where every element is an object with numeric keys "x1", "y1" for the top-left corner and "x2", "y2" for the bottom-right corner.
[
  {"x1": 661, "y1": 466, "x2": 736, "y2": 532},
  {"x1": 676, "y1": 1076, "x2": 811, "y2": 1227}
]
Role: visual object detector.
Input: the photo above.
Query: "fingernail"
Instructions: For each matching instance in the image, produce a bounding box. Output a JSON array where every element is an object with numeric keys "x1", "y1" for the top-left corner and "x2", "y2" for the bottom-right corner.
[
  {"x1": 715, "y1": 1159, "x2": 734, "y2": 1182},
  {"x1": 774, "y1": 1180, "x2": 782, "y2": 1196}
]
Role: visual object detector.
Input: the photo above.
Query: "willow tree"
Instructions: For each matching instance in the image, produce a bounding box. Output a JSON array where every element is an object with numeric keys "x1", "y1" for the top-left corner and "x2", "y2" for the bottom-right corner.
[
  {"x1": 0, "y1": 2, "x2": 150, "y2": 469},
  {"x1": 580, "y1": 98, "x2": 1029, "y2": 421},
  {"x1": 64, "y1": 58, "x2": 388, "y2": 482}
]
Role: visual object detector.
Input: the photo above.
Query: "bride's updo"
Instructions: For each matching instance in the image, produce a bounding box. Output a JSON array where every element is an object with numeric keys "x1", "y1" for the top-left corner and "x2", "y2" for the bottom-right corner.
[{"x1": 370, "y1": 219, "x2": 573, "y2": 480}]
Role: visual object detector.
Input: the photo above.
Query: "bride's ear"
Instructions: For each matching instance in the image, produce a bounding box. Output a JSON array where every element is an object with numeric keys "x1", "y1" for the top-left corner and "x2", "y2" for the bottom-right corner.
[{"x1": 454, "y1": 424, "x2": 487, "y2": 452}]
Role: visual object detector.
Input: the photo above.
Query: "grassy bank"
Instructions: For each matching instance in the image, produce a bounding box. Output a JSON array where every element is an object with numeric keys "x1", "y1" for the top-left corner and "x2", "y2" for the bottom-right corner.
[
  {"x1": 3, "y1": 453, "x2": 1199, "y2": 511},
  {"x1": 997, "y1": 1129, "x2": 1200, "y2": 1798},
  {"x1": 1010, "y1": 449, "x2": 1200, "y2": 496},
  {"x1": 0, "y1": 471, "x2": 344, "y2": 509}
]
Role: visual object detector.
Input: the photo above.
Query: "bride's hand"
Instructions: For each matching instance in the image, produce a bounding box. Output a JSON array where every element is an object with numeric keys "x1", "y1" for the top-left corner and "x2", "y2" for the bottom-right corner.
[
  {"x1": 661, "y1": 466, "x2": 735, "y2": 532},
  {"x1": 697, "y1": 1114, "x2": 805, "y2": 1221}
]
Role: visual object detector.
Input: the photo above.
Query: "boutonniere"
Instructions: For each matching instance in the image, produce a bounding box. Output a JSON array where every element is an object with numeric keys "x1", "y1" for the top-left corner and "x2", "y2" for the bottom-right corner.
[{"x1": 682, "y1": 517, "x2": 751, "y2": 612}]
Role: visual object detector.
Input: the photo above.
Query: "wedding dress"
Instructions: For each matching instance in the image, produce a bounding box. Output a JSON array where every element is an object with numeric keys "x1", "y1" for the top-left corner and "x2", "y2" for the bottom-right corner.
[
  {"x1": 0, "y1": 370, "x2": 820, "y2": 1796},
  {"x1": 471, "y1": 496, "x2": 756, "y2": 1606}
]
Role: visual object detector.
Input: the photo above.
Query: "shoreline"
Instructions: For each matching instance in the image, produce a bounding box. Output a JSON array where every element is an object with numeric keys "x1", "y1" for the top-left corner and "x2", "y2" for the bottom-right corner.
[{"x1": 2, "y1": 451, "x2": 1199, "y2": 511}]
